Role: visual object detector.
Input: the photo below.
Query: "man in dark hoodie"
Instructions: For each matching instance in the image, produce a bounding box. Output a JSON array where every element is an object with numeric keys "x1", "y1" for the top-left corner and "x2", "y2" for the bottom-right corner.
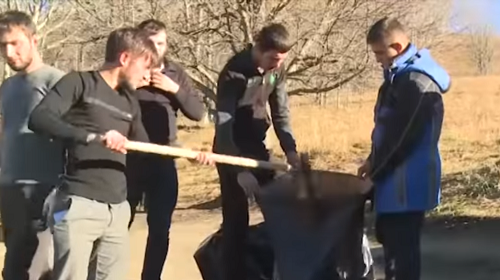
[
  {"x1": 125, "y1": 19, "x2": 207, "y2": 280},
  {"x1": 358, "y1": 17, "x2": 451, "y2": 280},
  {"x1": 213, "y1": 23, "x2": 301, "y2": 280}
]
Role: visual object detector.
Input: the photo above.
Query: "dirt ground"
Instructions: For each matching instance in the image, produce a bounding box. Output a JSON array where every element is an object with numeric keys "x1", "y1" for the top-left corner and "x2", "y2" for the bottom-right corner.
[
  {"x1": 0, "y1": 209, "x2": 498, "y2": 279},
  {"x1": 123, "y1": 209, "x2": 500, "y2": 280},
  {"x1": 0, "y1": 201, "x2": 493, "y2": 280}
]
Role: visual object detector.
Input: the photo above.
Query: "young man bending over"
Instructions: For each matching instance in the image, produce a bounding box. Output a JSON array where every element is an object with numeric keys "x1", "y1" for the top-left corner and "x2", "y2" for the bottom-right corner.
[{"x1": 213, "y1": 23, "x2": 300, "y2": 280}]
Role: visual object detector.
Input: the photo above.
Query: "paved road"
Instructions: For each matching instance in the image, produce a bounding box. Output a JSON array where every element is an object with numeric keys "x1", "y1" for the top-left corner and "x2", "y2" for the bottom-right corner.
[
  {"x1": 0, "y1": 211, "x2": 499, "y2": 280},
  {"x1": 128, "y1": 212, "x2": 500, "y2": 280}
]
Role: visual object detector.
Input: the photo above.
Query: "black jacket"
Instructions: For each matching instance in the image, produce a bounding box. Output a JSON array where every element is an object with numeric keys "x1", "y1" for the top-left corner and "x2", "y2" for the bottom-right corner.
[
  {"x1": 213, "y1": 46, "x2": 296, "y2": 156},
  {"x1": 134, "y1": 60, "x2": 205, "y2": 146}
]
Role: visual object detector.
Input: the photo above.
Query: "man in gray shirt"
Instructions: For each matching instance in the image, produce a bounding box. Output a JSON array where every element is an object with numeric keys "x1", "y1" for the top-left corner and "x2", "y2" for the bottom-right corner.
[{"x1": 0, "y1": 10, "x2": 65, "y2": 280}]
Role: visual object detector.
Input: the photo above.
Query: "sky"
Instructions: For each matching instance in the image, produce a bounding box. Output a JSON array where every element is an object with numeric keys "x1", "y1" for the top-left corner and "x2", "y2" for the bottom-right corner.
[{"x1": 452, "y1": 0, "x2": 500, "y2": 33}]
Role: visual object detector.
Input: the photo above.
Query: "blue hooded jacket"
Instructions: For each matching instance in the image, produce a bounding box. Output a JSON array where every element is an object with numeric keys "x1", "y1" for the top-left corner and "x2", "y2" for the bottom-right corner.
[{"x1": 371, "y1": 44, "x2": 451, "y2": 213}]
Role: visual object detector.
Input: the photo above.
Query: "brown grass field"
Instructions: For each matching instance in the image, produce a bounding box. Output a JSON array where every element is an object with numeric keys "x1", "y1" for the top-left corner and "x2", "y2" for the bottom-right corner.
[{"x1": 173, "y1": 35, "x2": 500, "y2": 218}]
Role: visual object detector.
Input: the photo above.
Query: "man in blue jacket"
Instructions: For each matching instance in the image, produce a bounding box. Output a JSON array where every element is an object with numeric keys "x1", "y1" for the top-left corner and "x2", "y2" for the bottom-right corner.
[{"x1": 358, "y1": 17, "x2": 451, "y2": 280}]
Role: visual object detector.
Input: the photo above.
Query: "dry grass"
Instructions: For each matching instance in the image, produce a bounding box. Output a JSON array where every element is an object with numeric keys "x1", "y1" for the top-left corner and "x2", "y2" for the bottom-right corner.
[
  {"x1": 174, "y1": 74, "x2": 500, "y2": 217},
  {"x1": 172, "y1": 34, "x2": 500, "y2": 217}
]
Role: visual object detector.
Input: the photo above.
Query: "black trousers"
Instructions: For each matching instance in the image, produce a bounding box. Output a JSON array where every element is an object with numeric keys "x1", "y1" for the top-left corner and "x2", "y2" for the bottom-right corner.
[
  {"x1": 216, "y1": 147, "x2": 275, "y2": 280},
  {"x1": 375, "y1": 211, "x2": 425, "y2": 280},
  {"x1": 0, "y1": 183, "x2": 54, "y2": 280},
  {"x1": 127, "y1": 157, "x2": 179, "y2": 280}
]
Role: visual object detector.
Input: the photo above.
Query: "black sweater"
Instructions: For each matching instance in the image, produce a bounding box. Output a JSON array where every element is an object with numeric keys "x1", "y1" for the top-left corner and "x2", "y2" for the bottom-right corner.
[{"x1": 28, "y1": 71, "x2": 148, "y2": 204}]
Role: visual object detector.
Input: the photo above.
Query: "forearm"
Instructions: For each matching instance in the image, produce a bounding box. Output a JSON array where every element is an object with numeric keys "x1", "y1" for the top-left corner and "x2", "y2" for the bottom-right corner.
[
  {"x1": 28, "y1": 106, "x2": 89, "y2": 144},
  {"x1": 176, "y1": 87, "x2": 206, "y2": 121},
  {"x1": 128, "y1": 120, "x2": 149, "y2": 142},
  {"x1": 273, "y1": 121, "x2": 297, "y2": 154},
  {"x1": 371, "y1": 110, "x2": 429, "y2": 181},
  {"x1": 214, "y1": 117, "x2": 239, "y2": 155},
  {"x1": 269, "y1": 85, "x2": 297, "y2": 154},
  {"x1": 370, "y1": 78, "x2": 431, "y2": 181},
  {"x1": 214, "y1": 70, "x2": 245, "y2": 156}
]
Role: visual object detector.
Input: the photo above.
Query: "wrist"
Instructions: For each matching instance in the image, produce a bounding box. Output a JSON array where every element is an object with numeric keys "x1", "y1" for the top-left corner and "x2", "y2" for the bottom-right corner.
[
  {"x1": 171, "y1": 83, "x2": 180, "y2": 94},
  {"x1": 86, "y1": 133, "x2": 104, "y2": 144}
]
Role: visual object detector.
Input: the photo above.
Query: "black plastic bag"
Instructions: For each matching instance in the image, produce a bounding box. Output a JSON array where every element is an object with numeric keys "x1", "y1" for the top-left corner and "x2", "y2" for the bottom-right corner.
[
  {"x1": 194, "y1": 222, "x2": 275, "y2": 280},
  {"x1": 194, "y1": 170, "x2": 374, "y2": 280}
]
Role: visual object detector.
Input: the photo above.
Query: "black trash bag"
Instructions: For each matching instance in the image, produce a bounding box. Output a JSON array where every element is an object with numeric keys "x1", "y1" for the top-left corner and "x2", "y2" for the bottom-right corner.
[
  {"x1": 194, "y1": 222, "x2": 275, "y2": 280},
  {"x1": 194, "y1": 169, "x2": 374, "y2": 280},
  {"x1": 256, "y1": 171, "x2": 373, "y2": 280}
]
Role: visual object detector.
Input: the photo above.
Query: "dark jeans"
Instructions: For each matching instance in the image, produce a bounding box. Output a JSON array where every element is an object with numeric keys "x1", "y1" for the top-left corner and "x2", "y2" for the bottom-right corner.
[
  {"x1": 375, "y1": 211, "x2": 425, "y2": 280},
  {"x1": 0, "y1": 183, "x2": 54, "y2": 280},
  {"x1": 127, "y1": 157, "x2": 178, "y2": 280},
  {"x1": 216, "y1": 147, "x2": 275, "y2": 280}
]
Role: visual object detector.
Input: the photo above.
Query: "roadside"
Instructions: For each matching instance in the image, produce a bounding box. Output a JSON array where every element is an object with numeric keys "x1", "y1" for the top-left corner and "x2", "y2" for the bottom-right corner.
[{"x1": 126, "y1": 209, "x2": 500, "y2": 280}]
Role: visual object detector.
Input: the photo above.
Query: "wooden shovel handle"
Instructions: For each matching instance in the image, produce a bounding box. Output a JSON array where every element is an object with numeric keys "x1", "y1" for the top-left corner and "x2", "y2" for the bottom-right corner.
[{"x1": 125, "y1": 141, "x2": 292, "y2": 172}]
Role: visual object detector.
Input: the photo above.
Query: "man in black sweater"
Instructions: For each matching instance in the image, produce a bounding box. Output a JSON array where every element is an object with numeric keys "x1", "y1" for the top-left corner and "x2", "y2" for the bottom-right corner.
[
  {"x1": 125, "y1": 19, "x2": 206, "y2": 280},
  {"x1": 28, "y1": 27, "x2": 158, "y2": 280},
  {"x1": 213, "y1": 23, "x2": 300, "y2": 280}
]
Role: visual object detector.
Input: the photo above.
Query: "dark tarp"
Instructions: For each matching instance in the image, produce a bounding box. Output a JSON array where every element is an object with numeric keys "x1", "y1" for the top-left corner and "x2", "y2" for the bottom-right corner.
[
  {"x1": 194, "y1": 223, "x2": 275, "y2": 280},
  {"x1": 194, "y1": 170, "x2": 373, "y2": 280}
]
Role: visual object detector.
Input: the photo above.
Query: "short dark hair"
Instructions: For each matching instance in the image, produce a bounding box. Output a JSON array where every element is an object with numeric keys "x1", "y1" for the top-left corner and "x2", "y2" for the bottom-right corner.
[
  {"x1": 0, "y1": 10, "x2": 36, "y2": 37},
  {"x1": 255, "y1": 23, "x2": 292, "y2": 53},
  {"x1": 366, "y1": 17, "x2": 405, "y2": 44},
  {"x1": 104, "y1": 27, "x2": 160, "y2": 65},
  {"x1": 137, "y1": 19, "x2": 167, "y2": 36}
]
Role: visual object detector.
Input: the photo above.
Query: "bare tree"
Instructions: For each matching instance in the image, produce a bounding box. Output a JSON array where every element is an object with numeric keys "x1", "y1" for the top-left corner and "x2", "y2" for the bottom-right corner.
[
  {"x1": 0, "y1": 0, "x2": 452, "y2": 101},
  {"x1": 166, "y1": 0, "x2": 452, "y2": 108},
  {"x1": 468, "y1": 24, "x2": 495, "y2": 76}
]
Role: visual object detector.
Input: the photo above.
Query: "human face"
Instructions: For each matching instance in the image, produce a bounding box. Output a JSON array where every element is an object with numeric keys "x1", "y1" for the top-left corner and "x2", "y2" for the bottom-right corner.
[
  {"x1": 119, "y1": 51, "x2": 153, "y2": 90},
  {"x1": 369, "y1": 41, "x2": 400, "y2": 69},
  {"x1": 259, "y1": 50, "x2": 288, "y2": 71},
  {"x1": 148, "y1": 31, "x2": 167, "y2": 59},
  {"x1": 0, "y1": 26, "x2": 37, "y2": 72}
]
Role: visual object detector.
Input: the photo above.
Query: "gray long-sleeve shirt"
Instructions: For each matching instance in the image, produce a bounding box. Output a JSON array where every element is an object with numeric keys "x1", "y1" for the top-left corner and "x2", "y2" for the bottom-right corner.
[{"x1": 0, "y1": 64, "x2": 65, "y2": 187}]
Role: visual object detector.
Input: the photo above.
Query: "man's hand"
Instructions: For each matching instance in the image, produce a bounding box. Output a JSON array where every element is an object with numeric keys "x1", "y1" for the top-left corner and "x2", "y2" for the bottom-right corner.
[
  {"x1": 150, "y1": 69, "x2": 180, "y2": 94},
  {"x1": 237, "y1": 171, "x2": 260, "y2": 202},
  {"x1": 357, "y1": 160, "x2": 373, "y2": 194},
  {"x1": 102, "y1": 130, "x2": 128, "y2": 154},
  {"x1": 189, "y1": 152, "x2": 215, "y2": 166},
  {"x1": 286, "y1": 151, "x2": 301, "y2": 170},
  {"x1": 357, "y1": 160, "x2": 371, "y2": 179},
  {"x1": 138, "y1": 72, "x2": 151, "y2": 88},
  {"x1": 359, "y1": 177, "x2": 374, "y2": 195}
]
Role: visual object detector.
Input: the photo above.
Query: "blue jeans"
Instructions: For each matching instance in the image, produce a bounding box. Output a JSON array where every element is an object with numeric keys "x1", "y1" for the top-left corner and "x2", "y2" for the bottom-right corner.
[{"x1": 127, "y1": 157, "x2": 178, "y2": 280}]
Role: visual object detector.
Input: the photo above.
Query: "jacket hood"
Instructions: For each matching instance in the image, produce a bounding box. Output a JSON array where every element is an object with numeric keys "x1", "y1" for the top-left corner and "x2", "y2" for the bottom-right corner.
[{"x1": 386, "y1": 44, "x2": 451, "y2": 93}]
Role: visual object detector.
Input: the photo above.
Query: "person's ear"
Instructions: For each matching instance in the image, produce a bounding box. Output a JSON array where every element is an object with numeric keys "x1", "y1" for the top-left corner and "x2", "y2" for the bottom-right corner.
[
  {"x1": 119, "y1": 52, "x2": 130, "y2": 67},
  {"x1": 390, "y1": 42, "x2": 403, "y2": 54},
  {"x1": 32, "y1": 34, "x2": 39, "y2": 47}
]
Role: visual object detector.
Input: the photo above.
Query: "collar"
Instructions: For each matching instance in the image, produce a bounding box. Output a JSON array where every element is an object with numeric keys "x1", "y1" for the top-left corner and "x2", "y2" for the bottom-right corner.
[
  {"x1": 384, "y1": 43, "x2": 418, "y2": 82},
  {"x1": 159, "y1": 58, "x2": 171, "y2": 74}
]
